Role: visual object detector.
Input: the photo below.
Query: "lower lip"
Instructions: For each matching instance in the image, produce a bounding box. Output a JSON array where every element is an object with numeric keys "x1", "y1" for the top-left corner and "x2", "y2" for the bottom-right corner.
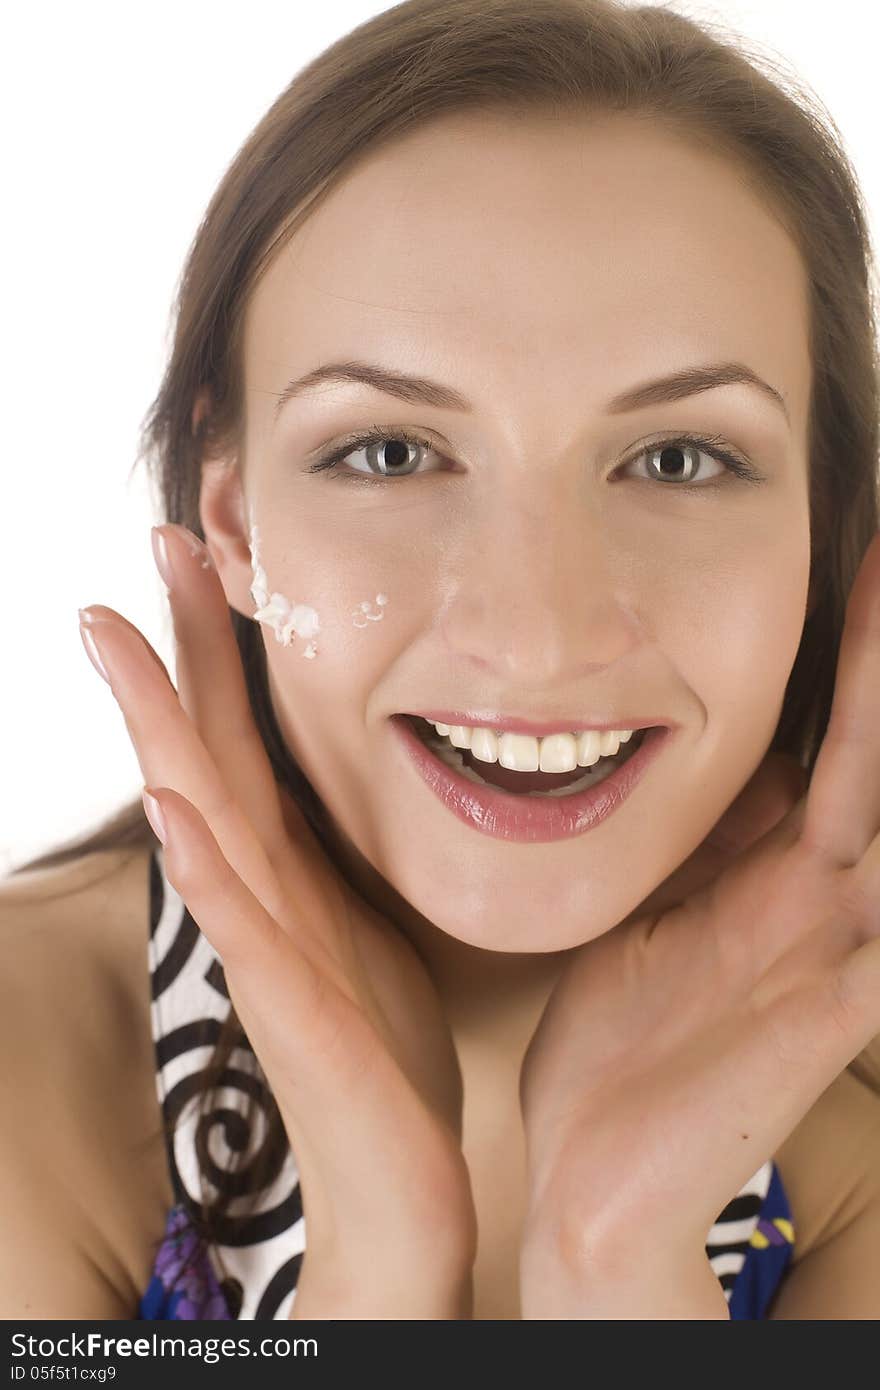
[{"x1": 389, "y1": 716, "x2": 673, "y2": 843}]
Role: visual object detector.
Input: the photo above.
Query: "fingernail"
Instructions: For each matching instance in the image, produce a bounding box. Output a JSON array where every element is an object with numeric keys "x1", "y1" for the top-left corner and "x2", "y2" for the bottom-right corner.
[
  {"x1": 154, "y1": 523, "x2": 215, "y2": 583},
  {"x1": 77, "y1": 611, "x2": 110, "y2": 684},
  {"x1": 151, "y1": 527, "x2": 174, "y2": 588},
  {"x1": 142, "y1": 788, "x2": 167, "y2": 844}
]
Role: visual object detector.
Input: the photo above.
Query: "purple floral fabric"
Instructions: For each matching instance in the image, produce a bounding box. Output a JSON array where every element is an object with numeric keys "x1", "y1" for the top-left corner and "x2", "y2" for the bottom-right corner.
[{"x1": 137, "y1": 1203, "x2": 232, "y2": 1320}]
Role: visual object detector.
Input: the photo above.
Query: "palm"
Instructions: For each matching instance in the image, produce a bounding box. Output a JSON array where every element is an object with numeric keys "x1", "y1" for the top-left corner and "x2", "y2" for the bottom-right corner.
[
  {"x1": 261, "y1": 784, "x2": 465, "y2": 1137},
  {"x1": 520, "y1": 533, "x2": 880, "y2": 1257}
]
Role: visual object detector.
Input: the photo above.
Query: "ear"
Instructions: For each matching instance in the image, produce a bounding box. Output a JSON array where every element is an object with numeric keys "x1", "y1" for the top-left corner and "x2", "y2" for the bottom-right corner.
[
  {"x1": 190, "y1": 387, "x2": 257, "y2": 620},
  {"x1": 199, "y1": 457, "x2": 256, "y2": 622}
]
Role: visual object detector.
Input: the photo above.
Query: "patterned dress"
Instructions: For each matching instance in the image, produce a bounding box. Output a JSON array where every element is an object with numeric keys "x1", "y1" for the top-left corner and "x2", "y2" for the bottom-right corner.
[{"x1": 136, "y1": 846, "x2": 795, "y2": 1321}]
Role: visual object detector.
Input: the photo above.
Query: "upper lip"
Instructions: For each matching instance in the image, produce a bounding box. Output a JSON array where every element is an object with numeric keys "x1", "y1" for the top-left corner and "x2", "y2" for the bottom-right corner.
[{"x1": 398, "y1": 710, "x2": 673, "y2": 737}]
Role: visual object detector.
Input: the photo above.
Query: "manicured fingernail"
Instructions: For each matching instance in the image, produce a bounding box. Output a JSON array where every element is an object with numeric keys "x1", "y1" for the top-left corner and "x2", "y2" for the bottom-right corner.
[
  {"x1": 78, "y1": 610, "x2": 110, "y2": 683},
  {"x1": 151, "y1": 527, "x2": 174, "y2": 588},
  {"x1": 155, "y1": 523, "x2": 215, "y2": 582},
  {"x1": 142, "y1": 788, "x2": 167, "y2": 844}
]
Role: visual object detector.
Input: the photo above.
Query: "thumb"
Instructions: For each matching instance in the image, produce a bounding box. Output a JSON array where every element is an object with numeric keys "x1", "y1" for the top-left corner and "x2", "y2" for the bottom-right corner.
[
  {"x1": 704, "y1": 751, "x2": 808, "y2": 856},
  {"x1": 619, "y1": 752, "x2": 808, "y2": 929}
]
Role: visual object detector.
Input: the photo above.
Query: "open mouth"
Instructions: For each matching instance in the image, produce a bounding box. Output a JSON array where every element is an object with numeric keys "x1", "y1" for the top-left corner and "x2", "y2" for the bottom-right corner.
[{"x1": 402, "y1": 714, "x2": 651, "y2": 798}]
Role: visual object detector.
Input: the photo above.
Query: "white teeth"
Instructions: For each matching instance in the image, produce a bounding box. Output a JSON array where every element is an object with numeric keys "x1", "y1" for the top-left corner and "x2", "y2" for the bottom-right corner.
[
  {"x1": 425, "y1": 733, "x2": 637, "y2": 798},
  {"x1": 471, "y1": 727, "x2": 502, "y2": 764},
  {"x1": 540, "y1": 733, "x2": 578, "y2": 773},
  {"x1": 447, "y1": 726, "x2": 472, "y2": 749},
  {"x1": 423, "y1": 720, "x2": 636, "y2": 771}
]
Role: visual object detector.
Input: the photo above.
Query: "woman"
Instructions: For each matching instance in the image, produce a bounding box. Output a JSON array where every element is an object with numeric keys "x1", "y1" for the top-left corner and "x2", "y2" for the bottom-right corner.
[{"x1": 4, "y1": 0, "x2": 880, "y2": 1320}]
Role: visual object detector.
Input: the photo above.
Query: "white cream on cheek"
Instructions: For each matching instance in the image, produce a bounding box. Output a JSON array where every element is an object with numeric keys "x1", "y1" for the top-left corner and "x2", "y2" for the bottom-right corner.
[
  {"x1": 247, "y1": 505, "x2": 389, "y2": 655},
  {"x1": 352, "y1": 595, "x2": 388, "y2": 627},
  {"x1": 248, "y1": 513, "x2": 321, "y2": 657}
]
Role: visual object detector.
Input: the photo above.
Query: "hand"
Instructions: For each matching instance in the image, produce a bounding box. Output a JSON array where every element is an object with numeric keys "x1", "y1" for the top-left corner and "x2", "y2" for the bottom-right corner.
[
  {"x1": 518, "y1": 532, "x2": 880, "y2": 1313},
  {"x1": 78, "y1": 523, "x2": 477, "y2": 1313}
]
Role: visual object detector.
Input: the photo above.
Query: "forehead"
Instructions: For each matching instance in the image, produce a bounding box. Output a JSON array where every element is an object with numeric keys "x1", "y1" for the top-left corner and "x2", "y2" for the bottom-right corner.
[{"x1": 244, "y1": 110, "x2": 811, "y2": 435}]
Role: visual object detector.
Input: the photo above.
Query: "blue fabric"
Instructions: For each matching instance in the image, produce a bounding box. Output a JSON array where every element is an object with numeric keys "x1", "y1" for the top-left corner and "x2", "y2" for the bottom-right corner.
[{"x1": 728, "y1": 1162, "x2": 795, "y2": 1319}]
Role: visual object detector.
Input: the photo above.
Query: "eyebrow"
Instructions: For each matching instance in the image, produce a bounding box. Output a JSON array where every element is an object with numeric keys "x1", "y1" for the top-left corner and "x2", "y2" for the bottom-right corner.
[{"x1": 271, "y1": 357, "x2": 789, "y2": 425}]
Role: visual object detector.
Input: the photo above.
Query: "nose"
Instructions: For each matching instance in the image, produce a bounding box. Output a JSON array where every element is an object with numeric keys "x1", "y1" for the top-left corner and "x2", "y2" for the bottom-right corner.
[{"x1": 437, "y1": 496, "x2": 645, "y2": 692}]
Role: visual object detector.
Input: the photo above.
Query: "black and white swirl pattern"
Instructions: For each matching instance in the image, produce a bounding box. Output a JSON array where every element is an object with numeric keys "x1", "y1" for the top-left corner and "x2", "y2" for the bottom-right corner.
[
  {"x1": 147, "y1": 846, "x2": 785, "y2": 1318},
  {"x1": 148, "y1": 847, "x2": 305, "y2": 1320}
]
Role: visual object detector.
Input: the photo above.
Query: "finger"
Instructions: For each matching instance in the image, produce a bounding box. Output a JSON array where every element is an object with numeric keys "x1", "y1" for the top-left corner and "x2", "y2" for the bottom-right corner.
[
  {"x1": 801, "y1": 530, "x2": 880, "y2": 867},
  {"x1": 151, "y1": 523, "x2": 295, "y2": 862},
  {"x1": 143, "y1": 784, "x2": 333, "y2": 1101},
  {"x1": 834, "y1": 920, "x2": 880, "y2": 1053},
  {"x1": 79, "y1": 605, "x2": 284, "y2": 922},
  {"x1": 705, "y1": 751, "x2": 807, "y2": 855},
  {"x1": 623, "y1": 754, "x2": 806, "y2": 928}
]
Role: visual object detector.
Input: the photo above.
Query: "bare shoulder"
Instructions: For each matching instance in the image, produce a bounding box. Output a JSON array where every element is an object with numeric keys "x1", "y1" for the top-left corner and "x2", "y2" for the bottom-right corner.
[
  {"x1": 773, "y1": 1059, "x2": 880, "y2": 1265},
  {"x1": 0, "y1": 843, "x2": 174, "y2": 1316}
]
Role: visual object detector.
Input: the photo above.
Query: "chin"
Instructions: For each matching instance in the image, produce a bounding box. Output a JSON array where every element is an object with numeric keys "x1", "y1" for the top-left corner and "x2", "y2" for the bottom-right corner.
[{"x1": 389, "y1": 860, "x2": 652, "y2": 953}]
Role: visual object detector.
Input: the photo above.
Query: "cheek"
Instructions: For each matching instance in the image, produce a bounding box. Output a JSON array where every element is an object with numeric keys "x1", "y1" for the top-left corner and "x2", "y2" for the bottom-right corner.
[
  {"x1": 255, "y1": 554, "x2": 396, "y2": 826},
  {"x1": 662, "y1": 547, "x2": 809, "y2": 806},
  {"x1": 247, "y1": 512, "x2": 399, "y2": 670},
  {"x1": 246, "y1": 514, "x2": 432, "y2": 813},
  {"x1": 693, "y1": 567, "x2": 807, "y2": 727}
]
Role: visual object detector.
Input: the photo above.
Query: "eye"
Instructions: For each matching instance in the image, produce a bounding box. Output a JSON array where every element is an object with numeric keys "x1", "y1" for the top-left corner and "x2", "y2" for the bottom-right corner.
[
  {"x1": 306, "y1": 427, "x2": 443, "y2": 481},
  {"x1": 619, "y1": 433, "x2": 761, "y2": 488},
  {"x1": 305, "y1": 425, "x2": 764, "y2": 488}
]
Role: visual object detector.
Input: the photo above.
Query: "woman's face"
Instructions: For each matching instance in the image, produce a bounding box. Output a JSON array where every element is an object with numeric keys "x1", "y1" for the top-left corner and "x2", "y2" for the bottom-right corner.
[{"x1": 203, "y1": 110, "x2": 812, "y2": 953}]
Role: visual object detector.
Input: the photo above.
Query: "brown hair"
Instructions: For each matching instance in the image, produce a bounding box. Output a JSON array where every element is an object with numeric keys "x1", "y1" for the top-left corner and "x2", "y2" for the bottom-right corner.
[{"x1": 9, "y1": 0, "x2": 880, "y2": 1266}]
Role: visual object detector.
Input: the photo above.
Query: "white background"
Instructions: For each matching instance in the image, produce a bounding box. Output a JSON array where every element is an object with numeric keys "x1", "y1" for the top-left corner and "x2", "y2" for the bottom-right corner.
[{"x1": 3, "y1": 0, "x2": 878, "y2": 874}]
